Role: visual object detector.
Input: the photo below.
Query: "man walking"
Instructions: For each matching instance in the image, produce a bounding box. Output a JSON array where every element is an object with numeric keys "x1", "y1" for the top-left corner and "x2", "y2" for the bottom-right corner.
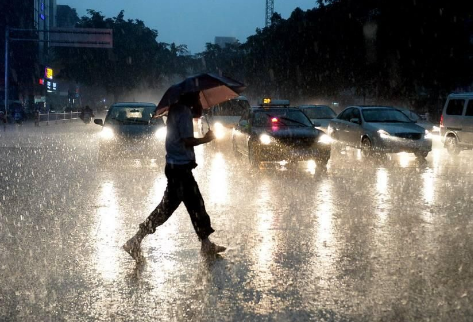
[{"x1": 123, "y1": 92, "x2": 226, "y2": 262}]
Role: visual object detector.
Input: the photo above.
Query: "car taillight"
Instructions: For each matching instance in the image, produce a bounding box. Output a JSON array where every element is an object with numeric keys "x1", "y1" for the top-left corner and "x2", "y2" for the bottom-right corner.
[
  {"x1": 271, "y1": 117, "x2": 278, "y2": 123},
  {"x1": 440, "y1": 114, "x2": 444, "y2": 127}
]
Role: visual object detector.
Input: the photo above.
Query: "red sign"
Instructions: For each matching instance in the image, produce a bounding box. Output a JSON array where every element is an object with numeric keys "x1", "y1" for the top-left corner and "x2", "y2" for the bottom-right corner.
[{"x1": 39, "y1": 79, "x2": 44, "y2": 85}]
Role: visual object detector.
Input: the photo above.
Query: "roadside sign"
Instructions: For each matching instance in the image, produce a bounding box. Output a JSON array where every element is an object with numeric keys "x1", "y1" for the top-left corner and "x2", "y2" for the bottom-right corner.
[
  {"x1": 49, "y1": 28, "x2": 113, "y2": 48},
  {"x1": 45, "y1": 67, "x2": 53, "y2": 79}
]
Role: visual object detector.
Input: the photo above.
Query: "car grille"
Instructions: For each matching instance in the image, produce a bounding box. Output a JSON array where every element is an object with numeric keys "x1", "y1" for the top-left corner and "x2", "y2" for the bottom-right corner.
[
  {"x1": 393, "y1": 133, "x2": 422, "y2": 140},
  {"x1": 276, "y1": 137, "x2": 315, "y2": 147}
]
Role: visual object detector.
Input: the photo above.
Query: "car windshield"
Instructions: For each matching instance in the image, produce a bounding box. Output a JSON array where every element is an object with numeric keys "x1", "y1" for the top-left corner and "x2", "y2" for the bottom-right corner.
[
  {"x1": 399, "y1": 109, "x2": 421, "y2": 122},
  {"x1": 253, "y1": 109, "x2": 313, "y2": 127},
  {"x1": 106, "y1": 106, "x2": 155, "y2": 124},
  {"x1": 210, "y1": 99, "x2": 249, "y2": 116},
  {"x1": 362, "y1": 108, "x2": 414, "y2": 123},
  {"x1": 302, "y1": 106, "x2": 336, "y2": 119}
]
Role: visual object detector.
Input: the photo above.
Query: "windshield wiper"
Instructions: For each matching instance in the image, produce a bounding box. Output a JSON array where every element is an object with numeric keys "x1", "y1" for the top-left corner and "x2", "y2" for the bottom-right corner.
[{"x1": 280, "y1": 116, "x2": 310, "y2": 127}]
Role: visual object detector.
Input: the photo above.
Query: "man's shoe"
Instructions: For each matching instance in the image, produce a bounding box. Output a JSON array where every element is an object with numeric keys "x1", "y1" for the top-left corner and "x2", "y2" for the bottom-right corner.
[
  {"x1": 201, "y1": 241, "x2": 226, "y2": 254},
  {"x1": 123, "y1": 236, "x2": 144, "y2": 262}
]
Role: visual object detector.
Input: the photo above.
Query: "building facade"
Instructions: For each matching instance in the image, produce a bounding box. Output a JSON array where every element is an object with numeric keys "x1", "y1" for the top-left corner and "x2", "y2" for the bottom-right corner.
[{"x1": 1, "y1": 0, "x2": 57, "y2": 111}]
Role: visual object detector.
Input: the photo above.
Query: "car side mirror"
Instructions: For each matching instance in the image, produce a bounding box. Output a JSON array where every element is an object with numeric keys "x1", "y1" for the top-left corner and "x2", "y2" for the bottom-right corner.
[
  {"x1": 94, "y1": 119, "x2": 103, "y2": 126},
  {"x1": 350, "y1": 118, "x2": 360, "y2": 124}
]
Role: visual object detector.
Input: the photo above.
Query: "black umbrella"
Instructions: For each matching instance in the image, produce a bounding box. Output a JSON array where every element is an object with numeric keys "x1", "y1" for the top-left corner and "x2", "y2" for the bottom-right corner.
[{"x1": 154, "y1": 73, "x2": 245, "y2": 116}]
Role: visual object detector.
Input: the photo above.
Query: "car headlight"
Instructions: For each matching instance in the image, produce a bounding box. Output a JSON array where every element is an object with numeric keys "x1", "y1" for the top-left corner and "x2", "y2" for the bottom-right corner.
[
  {"x1": 432, "y1": 126, "x2": 440, "y2": 133},
  {"x1": 100, "y1": 127, "x2": 115, "y2": 140},
  {"x1": 259, "y1": 133, "x2": 272, "y2": 145},
  {"x1": 424, "y1": 129, "x2": 433, "y2": 139},
  {"x1": 378, "y1": 130, "x2": 391, "y2": 139},
  {"x1": 155, "y1": 126, "x2": 167, "y2": 140},
  {"x1": 318, "y1": 134, "x2": 333, "y2": 144},
  {"x1": 213, "y1": 122, "x2": 225, "y2": 140}
]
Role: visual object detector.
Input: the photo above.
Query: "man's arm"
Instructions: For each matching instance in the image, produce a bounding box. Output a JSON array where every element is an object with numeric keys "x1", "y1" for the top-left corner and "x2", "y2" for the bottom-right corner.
[{"x1": 182, "y1": 130, "x2": 216, "y2": 147}]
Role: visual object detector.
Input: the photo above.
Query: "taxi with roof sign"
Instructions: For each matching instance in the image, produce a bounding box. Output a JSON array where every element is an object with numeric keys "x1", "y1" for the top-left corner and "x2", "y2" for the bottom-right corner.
[{"x1": 232, "y1": 98, "x2": 332, "y2": 167}]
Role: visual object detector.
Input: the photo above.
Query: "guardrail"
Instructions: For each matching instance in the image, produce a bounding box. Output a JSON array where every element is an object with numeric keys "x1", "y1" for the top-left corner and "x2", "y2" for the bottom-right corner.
[{"x1": 37, "y1": 111, "x2": 82, "y2": 125}]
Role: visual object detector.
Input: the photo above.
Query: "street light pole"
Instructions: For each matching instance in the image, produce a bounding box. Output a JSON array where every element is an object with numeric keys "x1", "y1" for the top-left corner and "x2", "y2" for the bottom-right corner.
[{"x1": 4, "y1": 26, "x2": 9, "y2": 116}]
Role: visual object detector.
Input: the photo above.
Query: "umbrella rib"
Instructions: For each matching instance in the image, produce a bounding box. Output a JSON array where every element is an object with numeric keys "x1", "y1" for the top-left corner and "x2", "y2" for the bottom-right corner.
[{"x1": 200, "y1": 91, "x2": 210, "y2": 108}]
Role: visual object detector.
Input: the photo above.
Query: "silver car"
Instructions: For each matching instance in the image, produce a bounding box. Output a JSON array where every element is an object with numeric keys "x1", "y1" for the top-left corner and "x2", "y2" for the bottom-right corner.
[
  {"x1": 298, "y1": 105, "x2": 337, "y2": 133},
  {"x1": 328, "y1": 106, "x2": 433, "y2": 158},
  {"x1": 397, "y1": 108, "x2": 440, "y2": 134}
]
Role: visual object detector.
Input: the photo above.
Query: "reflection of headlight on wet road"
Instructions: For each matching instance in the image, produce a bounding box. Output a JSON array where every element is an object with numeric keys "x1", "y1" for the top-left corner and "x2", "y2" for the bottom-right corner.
[
  {"x1": 155, "y1": 127, "x2": 167, "y2": 140},
  {"x1": 318, "y1": 134, "x2": 333, "y2": 144},
  {"x1": 259, "y1": 133, "x2": 272, "y2": 145},
  {"x1": 100, "y1": 127, "x2": 115, "y2": 140},
  {"x1": 213, "y1": 122, "x2": 225, "y2": 140}
]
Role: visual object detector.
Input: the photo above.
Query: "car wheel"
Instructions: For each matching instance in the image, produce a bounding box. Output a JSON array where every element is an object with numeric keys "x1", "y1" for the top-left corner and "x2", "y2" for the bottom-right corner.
[
  {"x1": 361, "y1": 137, "x2": 373, "y2": 157},
  {"x1": 248, "y1": 143, "x2": 260, "y2": 168},
  {"x1": 415, "y1": 151, "x2": 429, "y2": 159},
  {"x1": 445, "y1": 136, "x2": 460, "y2": 155}
]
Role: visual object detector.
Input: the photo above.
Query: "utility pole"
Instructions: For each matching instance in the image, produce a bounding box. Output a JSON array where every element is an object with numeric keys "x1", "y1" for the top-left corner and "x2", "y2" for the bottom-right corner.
[
  {"x1": 265, "y1": 0, "x2": 274, "y2": 27},
  {"x1": 4, "y1": 27, "x2": 9, "y2": 115}
]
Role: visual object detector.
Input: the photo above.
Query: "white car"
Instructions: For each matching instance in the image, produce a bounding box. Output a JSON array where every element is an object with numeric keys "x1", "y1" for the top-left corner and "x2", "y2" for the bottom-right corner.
[
  {"x1": 199, "y1": 96, "x2": 250, "y2": 142},
  {"x1": 440, "y1": 93, "x2": 473, "y2": 155}
]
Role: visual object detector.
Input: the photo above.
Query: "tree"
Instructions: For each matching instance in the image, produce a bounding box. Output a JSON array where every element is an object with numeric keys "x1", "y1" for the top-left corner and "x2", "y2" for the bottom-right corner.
[
  {"x1": 56, "y1": 5, "x2": 80, "y2": 28},
  {"x1": 54, "y1": 10, "x2": 190, "y2": 101}
]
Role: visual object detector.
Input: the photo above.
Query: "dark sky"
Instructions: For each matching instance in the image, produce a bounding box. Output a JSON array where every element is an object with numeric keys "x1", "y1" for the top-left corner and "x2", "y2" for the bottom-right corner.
[{"x1": 58, "y1": 0, "x2": 317, "y2": 54}]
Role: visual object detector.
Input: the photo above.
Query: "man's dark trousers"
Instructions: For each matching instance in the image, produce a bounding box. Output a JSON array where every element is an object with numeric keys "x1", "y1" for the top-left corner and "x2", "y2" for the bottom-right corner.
[{"x1": 139, "y1": 163, "x2": 215, "y2": 240}]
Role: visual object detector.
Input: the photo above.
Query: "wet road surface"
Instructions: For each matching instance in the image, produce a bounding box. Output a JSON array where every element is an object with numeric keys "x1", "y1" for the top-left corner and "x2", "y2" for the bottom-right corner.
[{"x1": 0, "y1": 123, "x2": 472, "y2": 321}]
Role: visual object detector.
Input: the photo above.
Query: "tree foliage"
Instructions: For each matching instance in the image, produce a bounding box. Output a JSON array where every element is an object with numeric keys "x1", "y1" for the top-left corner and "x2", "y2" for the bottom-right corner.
[
  {"x1": 54, "y1": 10, "x2": 191, "y2": 100},
  {"x1": 200, "y1": 1, "x2": 473, "y2": 110},
  {"x1": 54, "y1": 2, "x2": 473, "y2": 111}
]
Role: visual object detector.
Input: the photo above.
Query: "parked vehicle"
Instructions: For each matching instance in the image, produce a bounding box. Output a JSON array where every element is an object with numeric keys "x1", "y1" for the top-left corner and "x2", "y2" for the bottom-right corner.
[
  {"x1": 440, "y1": 93, "x2": 473, "y2": 155},
  {"x1": 328, "y1": 106, "x2": 432, "y2": 158}
]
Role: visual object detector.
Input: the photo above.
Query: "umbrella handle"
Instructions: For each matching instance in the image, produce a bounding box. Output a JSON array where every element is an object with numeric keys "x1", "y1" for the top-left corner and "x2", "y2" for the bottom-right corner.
[{"x1": 204, "y1": 114, "x2": 211, "y2": 131}]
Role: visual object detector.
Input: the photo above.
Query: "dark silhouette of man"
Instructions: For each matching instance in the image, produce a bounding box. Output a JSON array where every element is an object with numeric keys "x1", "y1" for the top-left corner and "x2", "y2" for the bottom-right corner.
[{"x1": 123, "y1": 92, "x2": 226, "y2": 262}]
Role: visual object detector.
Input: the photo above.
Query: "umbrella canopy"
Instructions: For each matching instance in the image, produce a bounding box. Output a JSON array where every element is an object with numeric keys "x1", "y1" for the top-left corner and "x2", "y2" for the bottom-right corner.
[{"x1": 154, "y1": 73, "x2": 245, "y2": 116}]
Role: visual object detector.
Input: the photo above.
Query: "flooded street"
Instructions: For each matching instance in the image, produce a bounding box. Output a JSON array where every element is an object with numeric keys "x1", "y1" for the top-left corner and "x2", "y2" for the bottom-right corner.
[{"x1": 1, "y1": 123, "x2": 472, "y2": 321}]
